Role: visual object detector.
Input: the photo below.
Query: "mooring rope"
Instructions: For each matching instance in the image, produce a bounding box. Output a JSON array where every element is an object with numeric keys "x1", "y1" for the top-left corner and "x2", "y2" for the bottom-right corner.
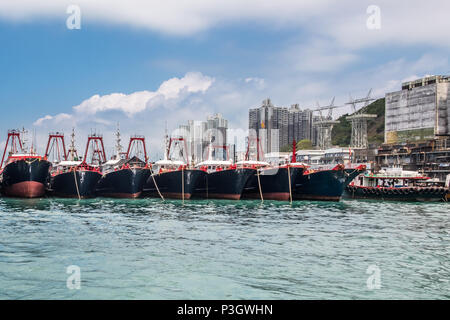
[
  {"x1": 206, "y1": 174, "x2": 209, "y2": 199},
  {"x1": 181, "y1": 167, "x2": 185, "y2": 204},
  {"x1": 25, "y1": 158, "x2": 39, "y2": 165},
  {"x1": 287, "y1": 165, "x2": 293, "y2": 204},
  {"x1": 257, "y1": 168, "x2": 263, "y2": 203},
  {"x1": 151, "y1": 173, "x2": 165, "y2": 201},
  {"x1": 73, "y1": 168, "x2": 81, "y2": 200}
]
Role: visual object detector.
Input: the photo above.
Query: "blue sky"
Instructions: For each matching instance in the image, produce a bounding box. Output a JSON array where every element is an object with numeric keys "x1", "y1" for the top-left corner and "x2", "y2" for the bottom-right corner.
[{"x1": 1, "y1": 0, "x2": 449, "y2": 159}]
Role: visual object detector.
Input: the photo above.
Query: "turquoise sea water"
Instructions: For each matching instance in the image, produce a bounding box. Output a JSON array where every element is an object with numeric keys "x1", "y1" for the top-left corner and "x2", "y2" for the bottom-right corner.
[{"x1": 0, "y1": 197, "x2": 448, "y2": 299}]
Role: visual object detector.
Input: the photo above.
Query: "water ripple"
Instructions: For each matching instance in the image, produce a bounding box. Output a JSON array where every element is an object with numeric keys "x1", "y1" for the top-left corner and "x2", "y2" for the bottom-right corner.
[{"x1": 0, "y1": 197, "x2": 448, "y2": 299}]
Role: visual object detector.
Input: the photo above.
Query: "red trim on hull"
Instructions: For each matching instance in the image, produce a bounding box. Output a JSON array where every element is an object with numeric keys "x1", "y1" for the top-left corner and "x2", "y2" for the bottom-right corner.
[
  {"x1": 99, "y1": 192, "x2": 142, "y2": 199},
  {"x1": 207, "y1": 193, "x2": 241, "y2": 200},
  {"x1": 262, "y1": 192, "x2": 290, "y2": 201},
  {"x1": 145, "y1": 192, "x2": 193, "y2": 200},
  {"x1": 49, "y1": 192, "x2": 95, "y2": 199},
  {"x1": 244, "y1": 192, "x2": 290, "y2": 201},
  {"x1": 2, "y1": 181, "x2": 46, "y2": 198},
  {"x1": 293, "y1": 195, "x2": 341, "y2": 202},
  {"x1": 163, "y1": 192, "x2": 192, "y2": 200}
]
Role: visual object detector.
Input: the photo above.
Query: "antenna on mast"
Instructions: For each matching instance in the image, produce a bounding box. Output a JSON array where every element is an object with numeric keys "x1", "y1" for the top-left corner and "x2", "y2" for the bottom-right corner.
[
  {"x1": 30, "y1": 129, "x2": 36, "y2": 154},
  {"x1": 20, "y1": 127, "x2": 28, "y2": 153},
  {"x1": 67, "y1": 128, "x2": 79, "y2": 161},
  {"x1": 164, "y1": 121, "x2": 169, "y2": 160},
  {"x1": 115, "y1": 122, "x2": 123, "y2": 159}
]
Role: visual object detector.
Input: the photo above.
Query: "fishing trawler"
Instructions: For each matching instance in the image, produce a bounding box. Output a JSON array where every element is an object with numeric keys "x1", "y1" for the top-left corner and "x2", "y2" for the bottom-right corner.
[
  {"x1": 193, "y1": 145, "x2": 255, "y2": 200},
  {"x1": 144, "y1": 137, "x2": 205, "y2": 200},
  {"x1": 48, "y1": 130, "x2": 103, "y2": 198},
  {"x1": 344, "y1": 168, "x2": 449, "y2": 201},
  {"x1": 96, "y1": 131, "x2": 150, "y2": 198},
  {"x1": 344, "y1": 165, "x2": 367, "y2": 186},
  {"x1": 241, "y1": 139, "x2": 305, "y2": 201},
  {"x1": 292, "y1": 164, "x2": 348, "y2": 201},
  {"x1": 0, "y1": 129, "x2": 51, "y2": 198}
]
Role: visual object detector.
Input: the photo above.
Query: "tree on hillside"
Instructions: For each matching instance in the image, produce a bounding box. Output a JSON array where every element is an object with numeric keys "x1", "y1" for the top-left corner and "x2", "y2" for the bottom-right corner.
[
  {"x1": 280, "y1": 139, "x2": 313, "y2": 152},
  {"x1": 297, "y1": 139, "x2": 312, "y2": 150}
]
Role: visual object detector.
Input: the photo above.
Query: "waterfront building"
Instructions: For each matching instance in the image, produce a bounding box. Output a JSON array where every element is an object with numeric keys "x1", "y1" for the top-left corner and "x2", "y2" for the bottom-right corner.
[
  {"x1": 385, "y1": 75, "x2": 450, "y2": 144},
  {"x1": 376, "y1": 138, "x2": 450, "y2": 183}
]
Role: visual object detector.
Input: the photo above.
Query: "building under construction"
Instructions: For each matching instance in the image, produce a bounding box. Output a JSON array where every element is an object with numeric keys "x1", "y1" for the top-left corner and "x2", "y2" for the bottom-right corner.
[{"x1": 385, "y1": 75, "x2": 450, "y2": 144}]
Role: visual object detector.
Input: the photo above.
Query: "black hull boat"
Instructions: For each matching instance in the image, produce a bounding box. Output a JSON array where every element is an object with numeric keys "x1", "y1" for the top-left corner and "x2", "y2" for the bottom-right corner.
[
  {"x1": 293, "y1": 166, "x2": 347, "y2": 201},
  {"x1": 96, "y1": 168, "x2": 150, "y2": 198},
  {"x1": 1, "y1": 158, "x2": 51, "y2": 198},
  {"x1": 50, "y1": 169, "x2": 102, "y2": 198},
  {"x1": 242, "y1": 166, "x2": 304, "y2": 201},
  {"x1": 194, "y1": 168, "x2": 255, "y2": 200},
  {"x1": 144, "y1": 169, "x2": 206, "y2": 200},
  {"x1": 344, "y1": 185, "x2": 449, "y2": 201},
  {"x1": 344, "y1": 166, "x2": 366, "y2": 186}
]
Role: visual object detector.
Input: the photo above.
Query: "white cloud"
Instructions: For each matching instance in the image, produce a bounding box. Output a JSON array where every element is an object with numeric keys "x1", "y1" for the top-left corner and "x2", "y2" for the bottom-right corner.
[
  {"x1": 30, "y1": 72, "x2": 251, "y2": 158},
  {"x1": 1, "y1": 0, "x2": 450, "y2": 49},
  {"x1": 68, "y1": 72, "x2": 214, "y2": 117},
  {"x1": 0, "y1": 0, "x2": 332, "y2": 35},
  {"x1": 34, "y1": 113, "x2": 72, "y2": 126}
]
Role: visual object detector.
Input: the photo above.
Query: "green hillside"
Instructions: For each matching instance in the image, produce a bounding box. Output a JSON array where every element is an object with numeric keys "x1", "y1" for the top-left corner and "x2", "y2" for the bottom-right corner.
[{"x1": 331, "y1": 98, "x2": 385, "y2": 147}]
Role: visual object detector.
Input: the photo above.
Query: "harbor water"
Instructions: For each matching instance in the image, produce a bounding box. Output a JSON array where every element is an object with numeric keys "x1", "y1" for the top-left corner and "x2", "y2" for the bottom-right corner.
[{"x1": 0, "y1": 197, "x2": 448, "y2": 299}]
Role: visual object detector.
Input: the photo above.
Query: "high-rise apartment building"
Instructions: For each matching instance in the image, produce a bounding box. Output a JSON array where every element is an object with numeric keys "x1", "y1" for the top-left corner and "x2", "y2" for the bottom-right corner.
[
  {"x1": 177, "y1": 113, "x2": 229, "y2": 162},
  {"x1": 288, "y1": 104, "x2": 313, "y2": 145},
  {"x1": 249, "y1": 99, "x2": 313, "y2": 155}
]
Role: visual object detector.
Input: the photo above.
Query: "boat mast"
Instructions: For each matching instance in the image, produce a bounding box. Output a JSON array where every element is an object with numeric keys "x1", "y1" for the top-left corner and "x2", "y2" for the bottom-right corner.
[
  {"x1": 67, "y1": 128, "x2": 78, "y2": 161},
  {"x1": 0, "y1": 130, "x2": 23, "y2": 169},
  {"x1": 291, "y1": 139, "x2": 297, "y2": 163},
  {"x1": 20, "y1": 127, "x2": 28, "y2": 154},
  {"x1": 44, "y1": 132, "x2": 67, "y2": 163},
  {"x1": 164, "y1": 122, "x2": 169, "y2": 160},
  {"x1": 115, "y1": 122, "x2": 123, "y2": 159},
  {"x1": 30, "y1": 129, "x2": 37, "y2": 155}
]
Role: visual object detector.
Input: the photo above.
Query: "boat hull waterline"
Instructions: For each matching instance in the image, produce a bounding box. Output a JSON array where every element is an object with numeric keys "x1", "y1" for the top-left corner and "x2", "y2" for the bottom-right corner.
[
  {"x1": 1, "y1": 158, "x2": 51, "y2": 198},
  {"x1": 344, "y1": 185, "x2": 449, "y2": 202},
  {"x1": 194, "y1": 168, "x2": 256, "y2": 200},
  {"x1": 96, "y1": 168, "x2": 150, "y2": 198},
  {"x1": 242, "y1": 166, "x2": 304, "y2": 201},
  {"x1": 293, "y1": 169, "x2": 347, "y2": 202},
  {"x1": 144, "y1": 169, "x2": 206, "y2": 200},
  {"x1": 50, "y1": 170, "x2": 102, "y2": 198}
]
